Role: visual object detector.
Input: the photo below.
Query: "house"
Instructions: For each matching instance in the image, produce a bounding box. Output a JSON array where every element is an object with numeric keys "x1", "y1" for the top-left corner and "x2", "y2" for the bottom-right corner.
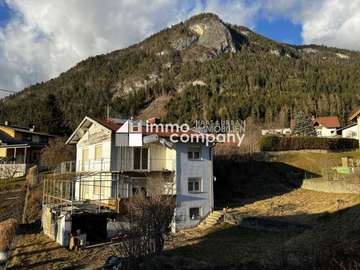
[
  {"x1": 336, "y1": 123, "x2": 358, "y2": 139},
  {"x1": 348, "y1": 109, "x2": 360, "y2": 145},
  {"x1": 0, "y1": 121, "x2": 57, "y2": 178},
  {"x1": 313, "y1": 116, "x2": 341, "y2": 137},
  {"x1": 42, "y1": 117, "x2": 214, "y2": 246},
  {"x1": 289, "y1": 116, "x2": 341, "y2": 137},
  {"x1": 261, "y1": 128, "x2": 292, "y2": 136}
]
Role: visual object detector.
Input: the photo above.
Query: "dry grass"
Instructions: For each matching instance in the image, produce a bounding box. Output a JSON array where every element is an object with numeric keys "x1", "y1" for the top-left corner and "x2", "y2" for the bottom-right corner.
[
  {"x1": 166, "y1": 188, "x2": 360, "y2": 267},
  {"x1": 8, "y1": 232, "x2": 117, "y2": 270},
  {"x1": 0, "y1": 218, "x2": 17, "y2": 251},
  {"x1": 230, "y1": 189, "x2": 360, "y2": 225},
  {"x1": 136, "y1": 95, "x2": 171, "y2": 120}
]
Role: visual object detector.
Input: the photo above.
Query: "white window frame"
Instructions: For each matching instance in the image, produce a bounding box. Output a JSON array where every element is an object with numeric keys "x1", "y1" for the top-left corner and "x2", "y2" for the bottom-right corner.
[
  {"x1": 188, "y1": 146, "x2": 202, "y2": 160},
  {"x1": 132, "y1": 147, "x2": 149, "y2": 170},
  {"x1": 94, "y1": 144, "x2": 103, "y2": 161},
  {"x1": 188, "y1": 177, "x2": 202, "y2": 193}
]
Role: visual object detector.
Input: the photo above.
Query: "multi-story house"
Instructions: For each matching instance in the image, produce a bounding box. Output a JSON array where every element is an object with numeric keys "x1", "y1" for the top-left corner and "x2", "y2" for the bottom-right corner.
[
  {"x1": 0, "y1": 121, "x2": 57, "y2": 178},
  {"x1": 42, "y1": 116, "x2": 214, "y2": 246}
]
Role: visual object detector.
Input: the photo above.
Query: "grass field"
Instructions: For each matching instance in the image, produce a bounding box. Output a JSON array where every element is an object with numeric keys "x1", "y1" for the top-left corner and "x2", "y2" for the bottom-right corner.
[{"x1": 166, "y1": 188, "x2": 360, "y2": 266}]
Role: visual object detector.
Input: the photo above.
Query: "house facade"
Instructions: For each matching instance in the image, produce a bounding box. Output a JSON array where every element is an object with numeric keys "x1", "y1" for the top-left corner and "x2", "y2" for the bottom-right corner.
[
  {"x1": 349, "y1": 109, "x2": 360, "y2": 147},
  {"x1": 313, "y1": 116, "x2": 341, "y2": 137},
  {"x1": 336, "y1": 123, "x2": 358, "y2": 140},
  {"x1": 0, "y1": 122, "x2": 57, "y2": 178},
  {"x1": 42, "y1": 117, "x2": 214, "y2": 246}
]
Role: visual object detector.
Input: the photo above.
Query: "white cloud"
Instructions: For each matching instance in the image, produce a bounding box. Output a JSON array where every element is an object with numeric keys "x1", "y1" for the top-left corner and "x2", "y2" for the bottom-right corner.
[
  {"x1": 1, "y1": 0, "x2": 360, "y2": 95},
  {"x1": 261, "y1": 0, "x2": 360, "y2": 50},
  {"x1": 0, "y1": 0, "x2": 261, "y2": 94}
]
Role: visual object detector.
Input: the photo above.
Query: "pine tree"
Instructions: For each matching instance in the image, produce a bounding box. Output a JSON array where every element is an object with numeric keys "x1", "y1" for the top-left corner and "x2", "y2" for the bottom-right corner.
[{"x1": 293, "y1": 112, "x2": 317, "y2": 136}]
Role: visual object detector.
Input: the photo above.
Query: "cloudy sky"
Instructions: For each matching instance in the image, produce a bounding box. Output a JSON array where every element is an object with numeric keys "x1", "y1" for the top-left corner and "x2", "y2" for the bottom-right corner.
[{"x1": 0, "y1": 0, "x2": 359, "y2": 95}]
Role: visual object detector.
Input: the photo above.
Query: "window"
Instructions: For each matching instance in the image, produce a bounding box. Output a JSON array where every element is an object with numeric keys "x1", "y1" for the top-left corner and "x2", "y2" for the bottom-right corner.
[
  {"x1": 189, "y1": 207, "x2": 201, "y2": 220},
  {"x1": 188, "y1": 147, "x2": 201, "y2": 160},
  {"x1": 133, "y1": 147, "x2": 149, "y2": 170},
  {"x1": 82, "y1": 148, "x2": 88, "y2": 171},
  {"x1": 82, "y1": 148, "x2": 88, "y2": 162},
  {"x1": 94, "y1": 144, "x2": 102, "y2": 160},
  {"x1": 188, "y1": 177, "x2": 202, "y2": 193}
]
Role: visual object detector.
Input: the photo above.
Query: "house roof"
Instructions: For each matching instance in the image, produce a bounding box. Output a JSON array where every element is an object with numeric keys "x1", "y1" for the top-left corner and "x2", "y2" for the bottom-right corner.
[
  {"x1": 349, "y1": 108, "x2": 360, "y2": 121},
  {"x1": 66, "y1": 117, "x2": 122, "y2": 144},
  {"x1": 67, "y1": 116, "x2": 213, "y2": 145},
  {"x1": 0, "y1": 123, "x2": 57, "y2": 137},
  {"x1": 313, "y1": 116, "x2": 341, "y2": 128},
  {"x1": 290, "y1": 116, "x2": 341, "y2": 129},
  {"x1": 336, "y1": 123, "x2": 357, "y2": 132},
  {"x1": 0, "y1": 130, "x2": 50, "y2": 148},
  {"x1": 94, "y1": 118, "x2": 121, "y2": 132}
]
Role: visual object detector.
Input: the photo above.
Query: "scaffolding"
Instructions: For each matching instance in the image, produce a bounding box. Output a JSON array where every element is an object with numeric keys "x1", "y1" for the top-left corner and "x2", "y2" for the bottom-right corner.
[{"x1": 42, "y1": 171, "x2": 129, "y2": 214}]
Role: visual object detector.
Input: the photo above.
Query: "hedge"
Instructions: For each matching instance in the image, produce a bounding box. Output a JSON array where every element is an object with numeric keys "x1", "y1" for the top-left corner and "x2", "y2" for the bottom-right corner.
[{"x1": 260, "y1": 135, "x2": 359, "y2": 151}]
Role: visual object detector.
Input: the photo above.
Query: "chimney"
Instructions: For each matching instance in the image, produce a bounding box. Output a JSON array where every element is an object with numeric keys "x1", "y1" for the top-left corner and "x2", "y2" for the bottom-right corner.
[
  {"x1": 4, "y1": 121, "x2": 9, "y2": 126},
  {"x1": 147, "y1": 117, "x2": 160, "y2": 125},
  {"x1": 29, "y1": 125, "x2": 35, "y2": 132}
]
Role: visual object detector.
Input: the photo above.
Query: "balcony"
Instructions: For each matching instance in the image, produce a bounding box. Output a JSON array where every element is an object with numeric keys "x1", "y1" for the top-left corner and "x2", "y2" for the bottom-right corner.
[{"x1": 73, "y1": 157, "x2": 175, "y2": 173}]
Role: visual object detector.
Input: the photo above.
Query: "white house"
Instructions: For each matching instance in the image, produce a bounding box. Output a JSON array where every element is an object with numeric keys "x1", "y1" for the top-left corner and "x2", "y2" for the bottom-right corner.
[
  {"x1": 336, "y1": 123, "x2": 358, "y2": 139},
  {"x1": 42, "y1": 117, "x2": 214, "y2": 246},
  {"x1": 313, "y1": 116, "x2": 341, "y2": 137},
  {"x1": 261, "y1": 128, "x2": 292, "y2": 136}
]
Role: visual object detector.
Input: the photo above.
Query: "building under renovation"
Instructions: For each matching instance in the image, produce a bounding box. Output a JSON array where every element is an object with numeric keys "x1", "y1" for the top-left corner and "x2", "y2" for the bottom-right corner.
[{"x1": 42, "y1": 117, "x2": 214, "y2": 247}]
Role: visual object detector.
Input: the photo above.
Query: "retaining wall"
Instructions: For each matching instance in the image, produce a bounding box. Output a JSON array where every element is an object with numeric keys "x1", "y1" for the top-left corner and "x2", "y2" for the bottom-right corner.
[{"x1": 301, "y1": 178, "x2": 360, "y2": 193}]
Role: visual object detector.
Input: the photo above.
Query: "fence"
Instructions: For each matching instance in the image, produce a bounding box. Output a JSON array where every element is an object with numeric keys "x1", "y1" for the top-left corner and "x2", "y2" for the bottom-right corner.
[{"x1": 0, "y1": 163, "x2": 27, "y2": 179}]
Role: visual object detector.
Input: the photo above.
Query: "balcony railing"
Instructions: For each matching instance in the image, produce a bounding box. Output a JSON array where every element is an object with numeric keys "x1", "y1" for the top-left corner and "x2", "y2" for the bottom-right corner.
[{"x1": 73, "y1": 158, "x2": 176, "y2": 173}]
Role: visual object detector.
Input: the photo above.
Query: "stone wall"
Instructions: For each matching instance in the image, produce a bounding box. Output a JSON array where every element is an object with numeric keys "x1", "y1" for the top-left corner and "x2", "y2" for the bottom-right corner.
[{"x1": 301, "y1": 178, "x2": 360, "y2": 193}]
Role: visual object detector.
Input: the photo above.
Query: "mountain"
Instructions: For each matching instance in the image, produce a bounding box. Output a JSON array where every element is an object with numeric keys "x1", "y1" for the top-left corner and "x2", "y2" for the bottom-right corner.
[{"x1": 1, "y1": 13, "x2": 360, "y2": 135}]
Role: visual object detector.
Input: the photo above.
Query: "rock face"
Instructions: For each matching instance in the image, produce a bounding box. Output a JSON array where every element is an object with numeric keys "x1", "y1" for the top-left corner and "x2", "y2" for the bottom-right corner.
[
  {"x1": 188, "y1": 17, "x2": 236, "y2": 55},
  {"x1": 171, "y1": 15, "x2": 237, "y2": 56}
]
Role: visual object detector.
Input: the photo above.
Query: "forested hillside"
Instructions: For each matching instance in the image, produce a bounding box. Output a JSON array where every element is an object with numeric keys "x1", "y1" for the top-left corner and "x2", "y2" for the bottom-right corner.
[{"x1": 1, "y1": 13, "x2": 359, "y2": 135}]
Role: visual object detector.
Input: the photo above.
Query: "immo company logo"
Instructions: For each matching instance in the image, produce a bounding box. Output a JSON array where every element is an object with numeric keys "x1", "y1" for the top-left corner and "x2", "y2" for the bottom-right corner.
[{"x1": 117, "y1": 119, "x2": 245, "y2": 147}]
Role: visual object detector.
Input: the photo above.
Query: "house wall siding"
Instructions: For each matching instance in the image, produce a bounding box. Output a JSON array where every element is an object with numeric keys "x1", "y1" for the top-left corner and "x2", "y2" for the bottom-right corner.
[
  {"x1": 75, "y1": 122, "x2": 112, "y2": 201},
  {"x1": 174, "y1": 143, "x2": 213, "y2": 230}
]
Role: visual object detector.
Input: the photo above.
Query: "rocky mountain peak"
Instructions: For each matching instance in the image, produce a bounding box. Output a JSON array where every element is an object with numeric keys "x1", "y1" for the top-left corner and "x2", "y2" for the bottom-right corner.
[{"x1": 171, "y1": 13, "x2": 237, "y2": 55}]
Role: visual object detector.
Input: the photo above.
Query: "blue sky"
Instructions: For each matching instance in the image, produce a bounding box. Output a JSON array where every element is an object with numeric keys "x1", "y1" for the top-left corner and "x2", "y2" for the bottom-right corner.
[
  {"x1": 255, "y1": 18, "x2": 303, "y2": 45},
  {"x1": 0, "y1": 1, "x2": 11, "y2": 28}
]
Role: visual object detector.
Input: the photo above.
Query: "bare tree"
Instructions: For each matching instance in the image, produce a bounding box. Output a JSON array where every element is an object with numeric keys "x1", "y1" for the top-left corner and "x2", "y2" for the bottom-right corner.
[
  {"x1": 113, "y1": 174, "x2": 176, "y2": 269},
  {"x1": 40, "y1": 138, "x2": 75, "y2": 169}
]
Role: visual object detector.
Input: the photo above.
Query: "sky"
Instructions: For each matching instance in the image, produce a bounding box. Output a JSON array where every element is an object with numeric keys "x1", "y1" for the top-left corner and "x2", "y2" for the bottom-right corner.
[{"x1": 0, "y1": 0, "x2": 359, "y2": 94}]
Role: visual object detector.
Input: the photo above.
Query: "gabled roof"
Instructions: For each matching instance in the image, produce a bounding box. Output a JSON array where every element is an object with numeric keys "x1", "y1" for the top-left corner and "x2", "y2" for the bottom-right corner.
[
  {"x1": 313, "y1": 116, "x2": 341, "y2": 128},
  {"x1": 94, "y1": 118, "x2": 121, "y2": 132},
  {"x1": 349, "y1": 108, "x2": 360, "y2": 121},
  {"x1": 290, "y1": 116, "x2": 341, "y2": 129},
  {"x1": 66, "y1": 117, "x2": 122, "y2": 144},
  {"x1": 0, "y1": 123, "x2": 57, "y2": 137},
  {"x1": 336, "y1": 123, "x2": 357, "y2": 132}
]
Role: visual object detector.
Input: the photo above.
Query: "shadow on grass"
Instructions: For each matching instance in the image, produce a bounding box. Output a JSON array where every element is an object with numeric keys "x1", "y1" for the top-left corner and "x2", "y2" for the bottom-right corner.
[
  {"x1": 17, "y1": 220, "x2": 41, "y2": 235},
  {"x1": 166, "y1": 204, "x2": 360, "y2": 269},
  {"x1": 214, "y1": 157, "x2": 320, "y2": 208}
]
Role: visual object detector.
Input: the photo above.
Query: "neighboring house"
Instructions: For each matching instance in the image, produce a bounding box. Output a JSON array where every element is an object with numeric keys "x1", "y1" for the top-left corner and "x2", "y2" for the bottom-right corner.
[
  {"x1": 289, "y1": 116, "x2": 341, "y2": 137},
  {"x1": 336, "y1": 123, "x2": 358, "y2": 139},
  {"x1": 0, "y1": 121, "x2": 57, "y2": 178},
  {"x1": 313, "y1": 116, "x2": 341, "y2": 137},
  {"x1": 349, "y1": 109, "x2": 360, "y2": 146},
  {"x1": 261, "y1": 128, "x2": 292, "y2": 136},
  {"x1": 42, "y1": 117, "x2": 214, "y2": 246}
]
